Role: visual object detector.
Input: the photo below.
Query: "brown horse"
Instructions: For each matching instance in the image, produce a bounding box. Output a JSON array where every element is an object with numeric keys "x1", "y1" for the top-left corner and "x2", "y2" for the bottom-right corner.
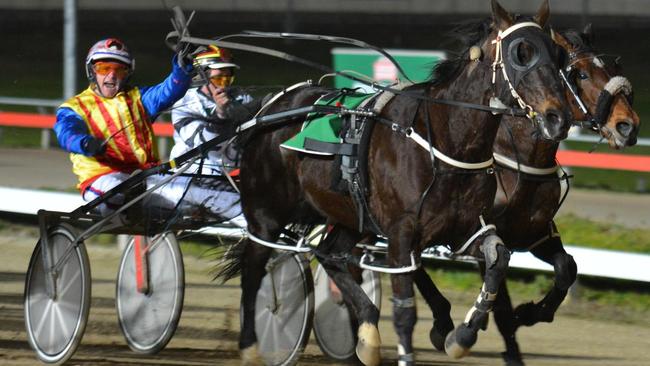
[
  {"x1": 413, "y1": 25, "x2": 640, "y2": 366},
  {"x1": 224, "y1": 1, "x2": 572, "y2": 364}
]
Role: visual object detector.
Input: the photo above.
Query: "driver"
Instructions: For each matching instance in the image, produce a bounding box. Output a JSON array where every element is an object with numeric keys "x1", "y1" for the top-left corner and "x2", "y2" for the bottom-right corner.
[
  {"x1": 170, "y1": 45, "x2": 259, "y2": 174},
  {"x1": 164, "y1": 45, "x2": 263, "y2": 227},
  {"x1": 54, "y1": 38, "x2": 193, "y2": 215}
]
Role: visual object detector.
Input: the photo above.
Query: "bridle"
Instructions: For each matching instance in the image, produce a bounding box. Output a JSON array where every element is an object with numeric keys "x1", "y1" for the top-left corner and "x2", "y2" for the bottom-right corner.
[
  {"x1": 559, "y1": 49, "x2": 633, "y2": 132},
  {"x1": 491, "y1": 22, "x2": 544, "y2": 120}
]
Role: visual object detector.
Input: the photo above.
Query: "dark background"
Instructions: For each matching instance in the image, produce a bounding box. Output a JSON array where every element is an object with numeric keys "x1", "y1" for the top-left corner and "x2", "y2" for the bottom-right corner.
[
  {"x1": 1, "y1": 8, "x2": 649, "y2": 193},
  {"x1": 2, "y1": 9, "x2": 649, "y2": 126}
]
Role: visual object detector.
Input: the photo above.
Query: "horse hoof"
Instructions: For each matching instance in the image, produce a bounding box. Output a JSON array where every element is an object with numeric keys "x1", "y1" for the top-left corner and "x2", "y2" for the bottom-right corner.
[
  {"x1": 356, "y1": 322, "x2": 381, "y2": 366},
  {"x1": 241, "y1": 344, "x2": 264, "y2": 366},
  {"x1": 444, "y1": 325, "x2": 474, "y2": 359},
  {"x1": 502, "y1": 351, "x2": 526, "y2": 366},
  {"x1": 430, "y1": 320, "x2": 454, "y2": 351}
]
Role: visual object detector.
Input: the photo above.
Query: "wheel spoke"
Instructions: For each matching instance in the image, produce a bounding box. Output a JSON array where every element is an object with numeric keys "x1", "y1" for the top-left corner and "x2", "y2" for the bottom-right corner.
[
  {"x1": 58, "y1": 266, "x2": 80, "y2": 298},
  {"x1": 48, "y1": 302, "x2": 57, "y2": 351},
  {"x1": 53, "y1": 303, "x2": 70, "y2": 339},
  {"x1": 32, "y1": 299, "x2": 53, "y2": 340}
]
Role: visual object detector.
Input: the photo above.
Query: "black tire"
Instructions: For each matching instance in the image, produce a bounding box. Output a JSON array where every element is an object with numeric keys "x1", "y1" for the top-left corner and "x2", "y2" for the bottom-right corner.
[
  {"x1": 24, "y1": 224, "x2": 91, "y2": 364},
  {"x1": 116, "y1": 232, "x2": 184, "y2": 354},
  {"x1": 312, "y1": 264, "x2": 382, "y2": 361},
  {"x1": 253, "y1": 252, "x2": 314, "y2": 366}
]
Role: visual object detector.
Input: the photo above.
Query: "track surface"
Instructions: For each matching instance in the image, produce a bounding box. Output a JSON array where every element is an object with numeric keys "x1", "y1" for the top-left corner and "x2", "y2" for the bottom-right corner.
[
  {"x1": 2, "y1": 232, "x2": 650, "y2": 366},
  {"x1": 1, "y1": 148, "x2": 649, "y2": 364}
]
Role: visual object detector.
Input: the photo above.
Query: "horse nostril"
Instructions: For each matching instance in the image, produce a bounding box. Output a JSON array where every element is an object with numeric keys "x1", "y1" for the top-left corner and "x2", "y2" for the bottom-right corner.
[
  {"x1": 616, "y1": 120, "x2": 634, "y2": 137},
  {"x1": 545, "y1": 109, "x2": 563, "y2": 127}
]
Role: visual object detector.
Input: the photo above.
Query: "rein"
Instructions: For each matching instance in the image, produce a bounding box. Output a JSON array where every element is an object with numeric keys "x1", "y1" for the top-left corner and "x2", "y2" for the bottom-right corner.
[{"x1": 165, "y1": 31, "x2": 529, "y2": 117}]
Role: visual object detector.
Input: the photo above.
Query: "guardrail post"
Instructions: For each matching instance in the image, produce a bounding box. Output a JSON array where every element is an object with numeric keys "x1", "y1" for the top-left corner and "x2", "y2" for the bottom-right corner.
[
  {"x1": 636, "y1": 178, "x2": 647, "y2": 193},
  {"x1": 41, "y1": 129, "x2": 51, "y2": 150},
  {"x1": 117, "y1": 234, "x2": 130, "y2": 251},
  {"x1": 37, "y1": 106, "x2": 51, "y2": 149},
  {"x1": 158, "y1": 137, "x2": 169, "y2": 160}
]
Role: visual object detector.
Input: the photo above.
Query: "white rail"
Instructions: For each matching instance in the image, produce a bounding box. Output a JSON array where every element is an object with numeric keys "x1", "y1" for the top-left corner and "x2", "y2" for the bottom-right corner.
[{"x1": 1, "y1": 186, "x2": 649, "y2": 283}]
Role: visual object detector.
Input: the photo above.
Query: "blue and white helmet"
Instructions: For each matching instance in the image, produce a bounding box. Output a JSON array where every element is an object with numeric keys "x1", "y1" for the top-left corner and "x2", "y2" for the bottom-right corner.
[{"x1": 85, "y1": 38, "x2": 135, "y2": 81}]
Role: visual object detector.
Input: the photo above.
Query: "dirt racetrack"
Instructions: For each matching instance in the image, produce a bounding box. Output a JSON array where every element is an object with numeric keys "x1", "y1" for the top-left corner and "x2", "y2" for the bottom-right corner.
[{"x1": 2, "y1": 227, "x2": 650, "y2": 366}]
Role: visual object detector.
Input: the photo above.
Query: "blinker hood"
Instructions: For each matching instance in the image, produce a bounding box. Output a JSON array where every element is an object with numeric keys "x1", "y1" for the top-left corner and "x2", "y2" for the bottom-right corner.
[{"x1": 501, "y1": 27, "x2": 557, "y2": 88}]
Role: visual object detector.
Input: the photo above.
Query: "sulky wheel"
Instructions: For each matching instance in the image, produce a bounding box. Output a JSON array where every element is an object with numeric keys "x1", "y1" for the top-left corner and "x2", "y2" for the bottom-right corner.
[
  {"x1": 312, "y1": 263, "x2": 382, "y2": 361},
  {"x1": 116, "y1": 232, "x2": 184, "y2": 354},
  {"x1": 24, "y1": 224, "x2": 91, "y2": 364},
  {"x1": 253, "y1": 252, "x2": 314, "y2": 366}
]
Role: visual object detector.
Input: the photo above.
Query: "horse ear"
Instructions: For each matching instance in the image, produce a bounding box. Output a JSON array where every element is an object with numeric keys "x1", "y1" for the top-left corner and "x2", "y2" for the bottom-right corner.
[
  {"x1": 533, "y1": 0, "x2": 550, "y2": 27},
  {"x1": 582, "y1": 23, "x2": 595, "y2": 44},
  {"x1": 551, "y1": 29, "x2": 569, "y2": 48},
  {"x1": 491, "y1": 0, "x2": 513, "y2": 30}
]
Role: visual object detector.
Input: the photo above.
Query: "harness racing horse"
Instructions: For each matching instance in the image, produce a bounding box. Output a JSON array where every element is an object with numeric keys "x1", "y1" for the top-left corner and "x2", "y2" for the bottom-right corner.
[
  {"x1": 226, "y1": 1, "x2": 572, "y2": 364},
  {"x1": 412, "y1": 25, "x2": 640, "y2": 366}
]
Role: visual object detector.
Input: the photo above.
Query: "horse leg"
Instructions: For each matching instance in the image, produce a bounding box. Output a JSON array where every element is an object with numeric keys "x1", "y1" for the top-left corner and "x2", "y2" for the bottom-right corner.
[
  {"x1": 413, "y1": 267, "x2": 454, "y2": 351},
  {"x1": 386, "y1": 216, "x2": 424, "y2": 366},
  {"x1": 480, "y1": 259, "x2": 525, "y2": 366},
  {"x1": 445, "y1": 233, "x2": 510, "y2": 359},
  {"x1": 317, "y1": 226, "x2": 381, "y2": 366},
  {"x1": 514, "y1": 231, "x2": 577, "y2": 328},
  {"x1": 239, "y1": 237, "x2": 274, "y2": 365}
]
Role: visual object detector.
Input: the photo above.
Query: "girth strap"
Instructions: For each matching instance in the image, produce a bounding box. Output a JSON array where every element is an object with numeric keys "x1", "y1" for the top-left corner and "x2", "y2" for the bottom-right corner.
[{"x1": 304, "y1": 138, "x2": 357, "y2": 155}]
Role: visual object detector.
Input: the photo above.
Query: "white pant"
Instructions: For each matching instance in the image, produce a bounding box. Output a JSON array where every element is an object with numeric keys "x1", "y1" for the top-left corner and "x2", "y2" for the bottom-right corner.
[{"x1": 83, "y1": 172, "x2": 242, "y2": 221}]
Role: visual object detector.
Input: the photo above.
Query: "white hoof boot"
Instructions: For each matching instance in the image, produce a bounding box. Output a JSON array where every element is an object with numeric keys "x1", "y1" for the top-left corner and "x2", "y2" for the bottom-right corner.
[
  {"x1": 241, "y1": 344, "x2": 264, "y2": 366},
  {"x1": 356, "y1": 322, "x2": 381, "y2": 366}
]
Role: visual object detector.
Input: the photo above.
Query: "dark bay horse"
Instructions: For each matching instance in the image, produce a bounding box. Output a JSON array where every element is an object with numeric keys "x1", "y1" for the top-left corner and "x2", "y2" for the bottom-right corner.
[
  {"x1": 226, "y1": 1, "x2": 572, "y2": 364},
  {"x1": 413, "y1": 25, "x2": 640, "y2": 366}
]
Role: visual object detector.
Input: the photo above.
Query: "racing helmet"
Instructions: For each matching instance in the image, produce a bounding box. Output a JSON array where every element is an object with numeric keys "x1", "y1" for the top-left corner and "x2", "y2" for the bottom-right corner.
[
  {"x1": 85, "y1": 38, "x2": 135, "y2": 81},
  {"x1": 193, "y1": 45, "x2": 239, "y2": 71}
]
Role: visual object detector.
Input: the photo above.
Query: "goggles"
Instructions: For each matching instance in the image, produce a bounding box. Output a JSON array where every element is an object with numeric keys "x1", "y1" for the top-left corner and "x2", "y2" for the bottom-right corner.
[
  {"x1": 209, "y1": 75, "x2": 235, "y2": 88},
  {"x1": 93, "y1": 61, "x2": 130, "y2": 78}
]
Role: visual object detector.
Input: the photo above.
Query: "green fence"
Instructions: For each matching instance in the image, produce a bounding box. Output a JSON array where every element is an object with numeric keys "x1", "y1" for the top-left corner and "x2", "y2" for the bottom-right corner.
[{"x1": 331, "y1": 47, "x2": 445, "y2": 91}]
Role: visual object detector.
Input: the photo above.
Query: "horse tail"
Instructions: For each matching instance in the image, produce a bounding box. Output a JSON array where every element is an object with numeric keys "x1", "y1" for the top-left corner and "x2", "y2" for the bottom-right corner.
[{"x1": 210, "y1": 238, "x2": 247, "y2": 283}]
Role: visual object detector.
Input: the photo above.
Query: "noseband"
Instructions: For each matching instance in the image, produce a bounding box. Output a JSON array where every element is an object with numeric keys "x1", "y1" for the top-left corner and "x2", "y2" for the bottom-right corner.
[{"x1": 561, "y1": 54, "x2": 633, "y2": 131}]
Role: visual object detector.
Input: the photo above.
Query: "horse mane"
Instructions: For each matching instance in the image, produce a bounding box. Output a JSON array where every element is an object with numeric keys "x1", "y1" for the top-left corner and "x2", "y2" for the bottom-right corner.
[
  {"x1": 559, "y1": 29, "x2": 594, "y2": 54},
  {"x1": 428, "y1": 18, "x2": 492, "y2": 86}
]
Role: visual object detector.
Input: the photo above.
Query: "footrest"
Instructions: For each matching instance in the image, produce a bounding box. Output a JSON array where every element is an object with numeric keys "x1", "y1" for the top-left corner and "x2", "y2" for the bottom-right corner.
[{"x1": 359, "y1": 251, "x2": 419, "y2": 274}]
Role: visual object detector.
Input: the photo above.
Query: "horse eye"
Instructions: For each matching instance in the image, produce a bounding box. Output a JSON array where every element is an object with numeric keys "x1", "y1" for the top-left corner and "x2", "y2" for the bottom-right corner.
[
  {"x1": 515, "y1": 42, "x2": 533, "y2": 65},
  {"x1": 578, "y1": 71, "x2": 589, "y2": 80}
]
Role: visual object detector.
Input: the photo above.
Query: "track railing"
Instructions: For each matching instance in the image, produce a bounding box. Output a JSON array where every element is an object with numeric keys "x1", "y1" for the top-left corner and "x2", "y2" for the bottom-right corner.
[{"x1": 1, "y1": 99, "x2": 650, "y2": 285}]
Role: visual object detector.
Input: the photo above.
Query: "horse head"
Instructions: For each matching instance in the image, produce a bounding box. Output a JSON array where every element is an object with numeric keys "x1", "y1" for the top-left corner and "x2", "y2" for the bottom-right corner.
[
  {"x1": 553, "y1": 25, "x2": 639, "y2": 148},
  {"x1": 487, "y1": 0, "x2": 571, "y2": 141}
]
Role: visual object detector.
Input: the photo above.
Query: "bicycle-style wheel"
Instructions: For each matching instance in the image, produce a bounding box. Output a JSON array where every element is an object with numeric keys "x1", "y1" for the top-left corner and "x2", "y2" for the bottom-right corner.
[
  {"x1": 254, "y1": 252, "x2": 314, "y2": 366},
  {"x1": 24, "y1": 224, "x2": 91, "y2": 364},
  {"x1": 313, "y1": 263, "x2": 382, "y2": 361},
  {"x1": 116, "y1": 232, "x2": 184, "y2": 354}
]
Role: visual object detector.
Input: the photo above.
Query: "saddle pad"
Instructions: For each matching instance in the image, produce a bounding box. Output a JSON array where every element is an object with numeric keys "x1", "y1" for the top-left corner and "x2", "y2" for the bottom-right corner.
[{"x1": 281, "y1": 91, "x2": 375, "y2": 155}]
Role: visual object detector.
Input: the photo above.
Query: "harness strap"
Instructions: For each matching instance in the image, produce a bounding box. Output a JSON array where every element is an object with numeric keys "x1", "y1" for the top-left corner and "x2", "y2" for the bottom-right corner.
[
  {"x1": 359, "y1": 251, "x2": 419, "y2": 274},
  {"x1": 253, "y1": 81, "x2": 313, "y2": 118},
  {"x1": 304, "y1": 139, "x2": 357, "y2": 155},
  {"x1": 454, "y1": 216, "x2": 500, "y2": 255},
  {"x1": 493, "y1": 152, "x2": 558, "y2": 175},
  {"x1": 405, "y1": 128, "x2": 494, "y2": 170},
  {"x1": 247, "y1": 231, "x2": 312, "y2": 253}
]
